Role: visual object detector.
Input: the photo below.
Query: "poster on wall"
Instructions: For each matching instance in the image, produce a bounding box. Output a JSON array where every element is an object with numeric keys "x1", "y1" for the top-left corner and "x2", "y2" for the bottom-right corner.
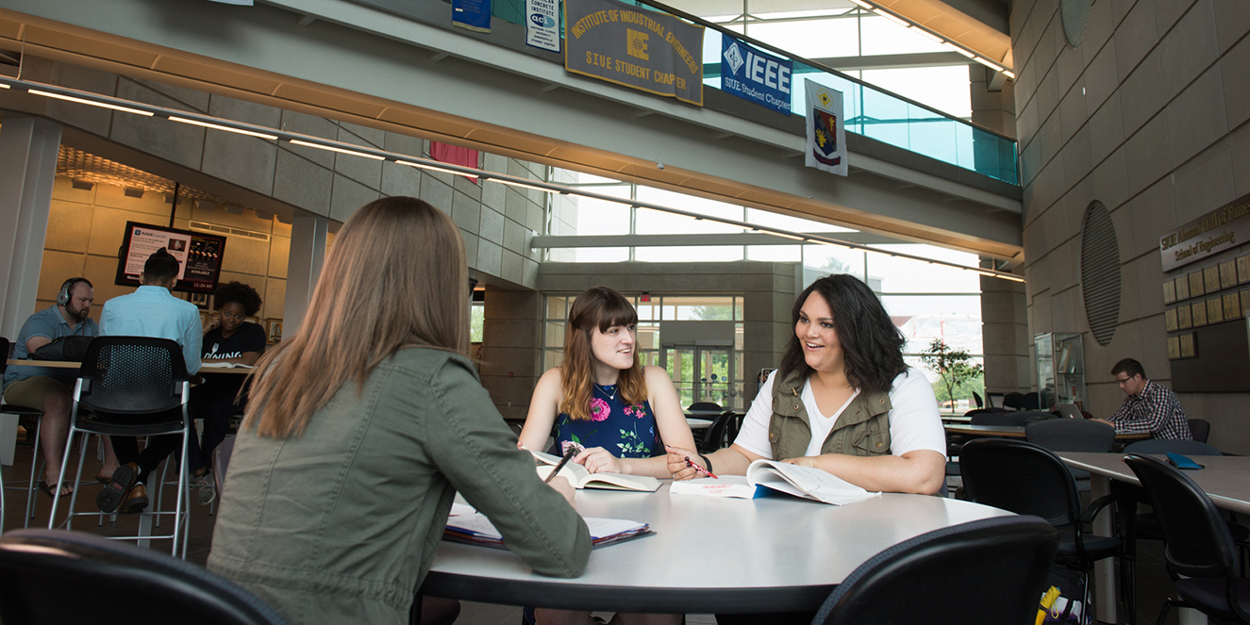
[
  {"x1": 1159, "y1": 193, "x2": 1250, "y2": 272},
  {"x1": 720, "y1": 38, "x2": 791, "y2": 115},
  {"x1": 564, "y1": 0, "x2": 705, "y2": 106},
  {"x1": 115, "y1": 222, "x2": 226, "y2": 294},
  {"x1": 527, "y1": 0, "x2": 561, "y2": 52},
  {"x1": 804, "y1": 78, "x2": 847, "y2": 176},
  {"x1": 453, "y1": 0, "x2": 492, "y2": 33}
]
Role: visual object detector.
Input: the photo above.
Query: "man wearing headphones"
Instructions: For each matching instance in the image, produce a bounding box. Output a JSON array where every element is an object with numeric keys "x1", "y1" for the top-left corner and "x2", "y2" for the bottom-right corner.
[{"x1": 3, "y1": 277, "x2": 109, "y2": 497}]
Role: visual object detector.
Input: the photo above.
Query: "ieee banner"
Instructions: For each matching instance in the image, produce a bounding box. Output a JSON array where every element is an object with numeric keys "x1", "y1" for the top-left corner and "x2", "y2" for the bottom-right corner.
[
  {"x1": 721, "y1": 38, "x2": 791, "y2": 115},
  {"x1": 804, "y1": 79, "x2": 847, "y2": 176},
  {"x1": 565, "y1": 0, "x2": 704, "y2": 106}
]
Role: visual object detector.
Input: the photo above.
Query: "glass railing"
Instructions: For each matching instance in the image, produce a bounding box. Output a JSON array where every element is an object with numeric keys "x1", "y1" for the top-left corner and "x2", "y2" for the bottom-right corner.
[{"x1": 487, "y1": 0, "x2": 1018, "y2": 185}]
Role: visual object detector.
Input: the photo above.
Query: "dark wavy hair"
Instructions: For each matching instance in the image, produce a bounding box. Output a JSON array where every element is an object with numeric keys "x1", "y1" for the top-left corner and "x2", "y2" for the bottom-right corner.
[
  {"x1": 213, "y1": 281, "x2": 264, "y2": 317},
  {"x1": 778, "y1": 274, "x2": 907, "y2": 394}
]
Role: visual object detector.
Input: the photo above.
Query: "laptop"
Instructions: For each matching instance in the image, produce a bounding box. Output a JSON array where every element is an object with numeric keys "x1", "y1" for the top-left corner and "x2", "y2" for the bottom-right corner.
[{"x1": 1053, "y1": 403, "x2": 1084, "y2": 419}]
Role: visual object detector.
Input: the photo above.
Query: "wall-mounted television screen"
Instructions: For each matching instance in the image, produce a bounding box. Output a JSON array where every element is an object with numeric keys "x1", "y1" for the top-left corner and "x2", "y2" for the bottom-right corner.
[{"x1": 115, "y1": 221, "x2": 227, "y2": 294}]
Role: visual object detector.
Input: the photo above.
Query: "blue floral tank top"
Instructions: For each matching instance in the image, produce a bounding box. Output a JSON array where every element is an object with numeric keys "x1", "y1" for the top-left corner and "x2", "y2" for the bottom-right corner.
[{"x1": 555, "y1": 384, "x2": 661, "y2": 458}]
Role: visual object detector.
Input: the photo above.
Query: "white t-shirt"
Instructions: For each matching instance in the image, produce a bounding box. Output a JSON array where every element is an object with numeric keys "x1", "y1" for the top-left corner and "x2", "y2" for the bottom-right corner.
[{"x1": 734, "y1": 367, "x2": 946, "y2": 459}]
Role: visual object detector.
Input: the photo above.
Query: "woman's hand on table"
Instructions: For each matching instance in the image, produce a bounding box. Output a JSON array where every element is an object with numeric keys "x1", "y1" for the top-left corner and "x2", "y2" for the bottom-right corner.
[
  {"x1": 575, "y1": 447, "x2": 624, "y2": 474},
  {"x1": 664, "y1": 444, "x2": 703, "y2": 481}
]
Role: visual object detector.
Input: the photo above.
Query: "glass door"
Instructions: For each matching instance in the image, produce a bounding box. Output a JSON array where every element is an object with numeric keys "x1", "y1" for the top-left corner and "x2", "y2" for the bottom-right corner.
[{"x1": 663, "y1": 344, "x2": 735, "y2": 410}]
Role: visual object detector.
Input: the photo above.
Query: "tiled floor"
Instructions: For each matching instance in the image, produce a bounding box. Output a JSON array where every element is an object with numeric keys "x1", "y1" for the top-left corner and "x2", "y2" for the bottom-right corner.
[{"x1": 1, "y1": 435, "x2": 1188, "y2": 625}]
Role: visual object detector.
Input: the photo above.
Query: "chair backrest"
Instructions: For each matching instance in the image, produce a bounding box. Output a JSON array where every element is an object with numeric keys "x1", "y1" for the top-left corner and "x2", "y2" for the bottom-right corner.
[
  {"x1": 1002, "y1": 392, "x2": 1025, "y2": 410},
  {"x1": 959, "y1": 438, "x2": 1082, "y2": 528},
  {"x1": 213, "y1": 436, "x2": 236, "y2": 499},
  {"x1": 0, "y1": 529, "x2": 290, "y2": 625},
  {"x1": 698, "y1": 411, "x2": 736, "y2": 452},
  {"x1": 687, "y1": 402, "x2": 722, "y2": 413},
  {"x1": 1025, "y1": 418, "x2": 1116, "y2": 452},
  {"x1": 77, "y1": 336, "x2": 189, "y2": 416},
  {"x1": 1187, "y1": 418, "x2": 1211, "y2": 443},
  {"x1": 1021, "y1": 392, "x2": 1041, "y2": 410},
  {"x1": 969, "y1": 411, "x2": 1031, "y2": 426},
  {"x1": 811, "y1": 516, "x2": 1059, "y2": 625},
  {"x1": 963, "y1": 407, "x2": 1008, "y2": 418},
  {"x1": 0, "y1": 336, "x2": 9, "y2": 375},
  {"x1": 1122, "y1": 454, "x2": 1241, "y2": 585},
  {"x1": 1122, "y1": 439, "x2": 1222, "y2": 456},
  {"x1": 972, "y1": 391, "x2": 984, "y2": 409}
]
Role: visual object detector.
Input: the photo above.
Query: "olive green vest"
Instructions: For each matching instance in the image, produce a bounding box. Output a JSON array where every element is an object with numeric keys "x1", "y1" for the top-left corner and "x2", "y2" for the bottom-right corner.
[{"x1": 768, "y1": 368, "x2": 892, "y2": 461}]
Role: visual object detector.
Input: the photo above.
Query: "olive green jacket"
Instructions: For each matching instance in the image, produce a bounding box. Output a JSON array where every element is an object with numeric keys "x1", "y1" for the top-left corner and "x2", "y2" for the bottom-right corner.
[
  {"x1": 768, "y1": 368, "x2": 893, "y2": 460},
  {"x1": 208, "y1": 348, "x2": 591, "y2": 625}
]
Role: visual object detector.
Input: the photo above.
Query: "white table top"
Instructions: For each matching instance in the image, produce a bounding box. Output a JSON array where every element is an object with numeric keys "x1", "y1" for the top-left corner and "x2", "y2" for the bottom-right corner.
[
  {"x1": 1058, "y1": 451, "x2": 1250, "y2": 515},
  {"x1": 421, "y1": 483, "x2": 1012, "y2": 613}
]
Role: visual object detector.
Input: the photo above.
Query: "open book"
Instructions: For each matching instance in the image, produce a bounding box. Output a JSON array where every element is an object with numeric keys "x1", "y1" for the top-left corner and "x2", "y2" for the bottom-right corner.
[
  {"x1": 444, "y1": 505, "x2": 652, "y2": 549},
  {"x1": 745, "y1": 459, "x2": 880, "y2": 505},
  {"x1": 530, "y1": 450, "x2": 662, "y2": 492},
  {"x1": 670, "y1": 475, "x2": 765, "y2": 499}
]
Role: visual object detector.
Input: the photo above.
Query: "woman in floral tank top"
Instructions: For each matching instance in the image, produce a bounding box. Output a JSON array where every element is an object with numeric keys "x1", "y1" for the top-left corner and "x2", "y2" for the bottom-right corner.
[{"x1": 519, "y1": 286, "x2": 699, "y2": 625}]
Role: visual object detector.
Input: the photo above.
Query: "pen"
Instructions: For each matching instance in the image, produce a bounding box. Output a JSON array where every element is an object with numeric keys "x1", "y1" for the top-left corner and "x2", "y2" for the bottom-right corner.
[
  {"x1": 685, "y1": 456, "x2": 718, "y2": 479},
  {"x1": 545, "y1": 446, "x2": 579, "y2": 483}
]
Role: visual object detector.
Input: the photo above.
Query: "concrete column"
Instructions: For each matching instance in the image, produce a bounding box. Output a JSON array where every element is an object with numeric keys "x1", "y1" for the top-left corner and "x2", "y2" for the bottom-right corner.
[
  {"x1": 0, "y1": 118, "x2": 62, "y2": 340},
  {"x1": 480, "y1": 287, "x2": 542, "y2": 423},
  {"x1": 283, "y1": 214, "x2": 329, "y2": 338},
  {"x1": 980, "y1": 274, "x2": 1031, "y2": 395}
]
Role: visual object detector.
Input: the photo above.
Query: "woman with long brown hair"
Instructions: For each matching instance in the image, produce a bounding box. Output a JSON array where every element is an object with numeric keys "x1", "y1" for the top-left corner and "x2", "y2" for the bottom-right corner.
[
  {"x1": 519, "y1": 286, "x2": 697, "y2": 625},
  {"x1": 208, "y1": 197, "x2": 590, "y2": 625}
]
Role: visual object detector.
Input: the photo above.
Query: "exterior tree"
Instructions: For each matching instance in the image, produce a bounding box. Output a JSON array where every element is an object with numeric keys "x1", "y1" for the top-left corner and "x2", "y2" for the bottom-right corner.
[{"x1": 919, "y1": 339, "x2": 984, "y2": 412}]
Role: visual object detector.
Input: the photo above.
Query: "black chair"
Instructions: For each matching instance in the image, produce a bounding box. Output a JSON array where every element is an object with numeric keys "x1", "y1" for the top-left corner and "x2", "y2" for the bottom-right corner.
[
  {"x1": 1188, "y1": 418, "x2": 1211, "y2": 444},
  {"x1": 0, "y1": 528, "x2": 290, "y2": 625},
  {"x1": 1002, "y1": 392, "x2": 1026, "y2": 410},
  {"x1": 969, "y1": 411, "x2": 1035, "y2": 426},
  {"x1": 1025, "y1": 418, "x2": 1116, "y2": 488},
  {"x1": 48, "y1": 337, "x2": 194, "y2": 557},
  {"x1": 971, "y1": 390, "x2": 984, "y2": 409},
  {"x1": 0, "y1": 336, "x2": 51, "y2": 529},
  {"x1": 810, "y1": 515, "x2": 1059, "y2": 625},
  {"x1": 1123, "y1": 454, "x2": 1250, "y2": 624},
  {"x1": 686, "y1": 401, "x2": 722, "y2": 413},
  {"x1": 959, "y1": 438, "x2": 1133, "y2": 623},
  {"x1": 696, "y1": 411, "x2": 736, "y2": 453},
  {"x1": 1022, "y1": 392, "x2": 1041, "y2": 410},
  {"x1": 1026, "y1": 418, "x2": 1116, "y2": 452},
  {"x1": 1118, "y1": 440, "x2": 1249, "y2": 578}
]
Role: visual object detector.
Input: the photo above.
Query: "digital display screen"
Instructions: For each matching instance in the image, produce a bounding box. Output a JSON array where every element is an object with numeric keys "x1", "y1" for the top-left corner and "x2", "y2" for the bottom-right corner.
[{"x1": 115, "y1": 221, "x2": 227, "y2": 294}]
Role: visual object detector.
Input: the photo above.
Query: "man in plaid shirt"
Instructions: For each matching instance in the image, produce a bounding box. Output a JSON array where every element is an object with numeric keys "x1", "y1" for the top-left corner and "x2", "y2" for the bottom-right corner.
[{"x1": 1095, "y1": 358, "x2": 1192, "y2": 440}]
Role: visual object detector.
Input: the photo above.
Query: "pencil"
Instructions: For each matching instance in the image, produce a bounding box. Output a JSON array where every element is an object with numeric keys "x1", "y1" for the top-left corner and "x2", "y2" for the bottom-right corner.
[{"x1": 545, "y1": 446, "x2": 579, "y2": 483}]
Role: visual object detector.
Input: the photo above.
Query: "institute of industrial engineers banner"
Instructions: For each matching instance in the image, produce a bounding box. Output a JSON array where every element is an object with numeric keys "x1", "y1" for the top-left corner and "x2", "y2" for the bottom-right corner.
[
  {"x1": 804, "y1": 79, "x2": 847, "y2": 176},
  {"x1": 565, "y1": 0, "x2": 704, "y2": 106},
  {"x1": 721, "y1": 38, "x2": 791, "y2": 115}
]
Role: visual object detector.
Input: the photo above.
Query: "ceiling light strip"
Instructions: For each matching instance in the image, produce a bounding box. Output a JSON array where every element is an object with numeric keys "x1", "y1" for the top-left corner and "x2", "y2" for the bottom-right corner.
[
  {"x1": 2, "y1": 76, "x2": 1024, "y2": 283},
  {"x1": 169, "y1": 116, "x2": 279, "y2": 141}
]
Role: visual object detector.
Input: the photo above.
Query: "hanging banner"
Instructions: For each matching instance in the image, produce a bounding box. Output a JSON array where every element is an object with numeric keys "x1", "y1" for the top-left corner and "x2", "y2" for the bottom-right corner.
[
  {"x1": 804, "y1": 79, "x2": 847, "y2": 176},
  {"x1": 565, "y1": 0, "x2": 704, "y2": 106},
  {"x1": 527, "y1": 0, "x2": 561, "y2": 52},
  {"x1": 453, "y1": 0, "x2": 491, "y2": 33},
  {"x1": 721, "y1": 38, "x2": 791, "y2": 116}
]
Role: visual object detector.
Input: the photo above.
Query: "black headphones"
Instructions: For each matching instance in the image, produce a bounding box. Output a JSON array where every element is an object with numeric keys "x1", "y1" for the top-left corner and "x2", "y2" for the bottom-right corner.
[{"x1": 57, "y1": 277, "x2": 92, "y2": 307}]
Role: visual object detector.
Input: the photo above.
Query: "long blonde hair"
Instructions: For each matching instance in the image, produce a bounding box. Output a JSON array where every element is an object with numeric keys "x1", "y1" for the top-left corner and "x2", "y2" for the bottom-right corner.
[
  {"x1": 245, "y1": 197, "x2": 469, "y2": 438},
  {"x1": 559, "y1": 287, "x2": 648, "y2": 421}
]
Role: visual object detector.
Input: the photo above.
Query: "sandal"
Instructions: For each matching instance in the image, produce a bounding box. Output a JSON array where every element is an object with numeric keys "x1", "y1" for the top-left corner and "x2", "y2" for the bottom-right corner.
[{"x1": 37, "y1": 480, "x2": 74, "y2": 498}]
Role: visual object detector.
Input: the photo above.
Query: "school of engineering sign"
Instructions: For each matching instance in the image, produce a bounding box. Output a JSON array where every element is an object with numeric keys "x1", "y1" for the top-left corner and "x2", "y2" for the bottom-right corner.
[
  {"x1": 1160, "y1": 193, "x2": 1250, "y2": 272},
  {"x1": 565, "y1": 0, "x2": 704, "y2": 106}
]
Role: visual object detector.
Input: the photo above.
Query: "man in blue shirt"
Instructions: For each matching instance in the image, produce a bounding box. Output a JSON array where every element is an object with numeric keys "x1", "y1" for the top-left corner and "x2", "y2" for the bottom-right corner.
[
  {"x1": 3, "y1": 277, "x2": 104, "y2": 496},
  {"x1": 97, "y1": 249, "x2": 203, "y2": 513}
]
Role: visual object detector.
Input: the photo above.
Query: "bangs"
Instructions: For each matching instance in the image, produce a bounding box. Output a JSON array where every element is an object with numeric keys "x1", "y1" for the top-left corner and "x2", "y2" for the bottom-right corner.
[{"x1": 595, "y1": 295, "x2": 638, "y2": 331}]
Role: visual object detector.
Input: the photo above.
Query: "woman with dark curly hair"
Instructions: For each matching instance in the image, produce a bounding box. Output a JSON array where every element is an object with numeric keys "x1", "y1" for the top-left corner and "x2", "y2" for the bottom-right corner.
[
  {"x1": 668, "y1": 274, "x2": 945, "y2": 494},
  {"x1": 188, "y1": 281, "x2": 267, "y2": 503}
]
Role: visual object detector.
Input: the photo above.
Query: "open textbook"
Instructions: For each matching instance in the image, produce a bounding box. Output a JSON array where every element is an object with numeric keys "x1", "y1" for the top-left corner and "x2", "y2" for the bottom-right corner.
[
  {"x1": 671, "y1": 460, "x2": 879, "y2": 505},
  {"x1": 530, "y1": 449, "x2": 662, "y2": 492},
  {"x1": 444, "y1": 503, "x2": 652, "y2": 548}
]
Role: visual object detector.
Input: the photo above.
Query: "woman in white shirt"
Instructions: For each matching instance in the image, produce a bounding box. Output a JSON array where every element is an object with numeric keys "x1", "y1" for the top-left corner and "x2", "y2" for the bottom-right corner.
[{"x1": 667, "y1": 274, "x2": 946, "y2": 495}]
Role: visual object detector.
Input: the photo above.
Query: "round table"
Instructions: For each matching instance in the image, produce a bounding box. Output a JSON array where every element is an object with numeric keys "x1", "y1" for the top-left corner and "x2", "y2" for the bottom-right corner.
[{"x1": 420, "y1": 484, "x2": 1012, "y2": 613}]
